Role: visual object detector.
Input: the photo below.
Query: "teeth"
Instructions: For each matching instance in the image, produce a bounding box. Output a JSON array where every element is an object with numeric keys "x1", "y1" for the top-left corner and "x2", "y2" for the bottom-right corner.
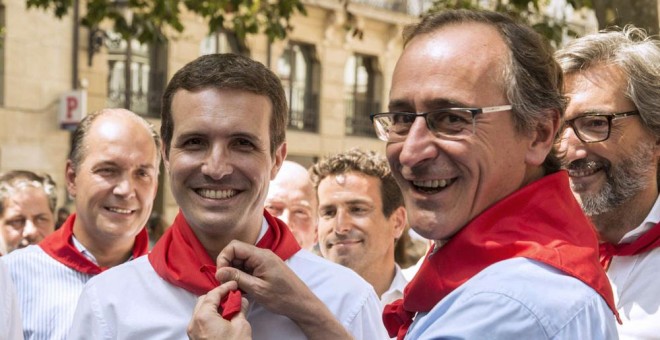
[
  {"x1": 569, "y1": 169, "x2": 598, "y2": 177},
  {"x1": 197, "y1": 189, "x2": 237, "y2": 199},
  {"x1": 412, "y1": 179, "x2": 451, "y2": 188},
  {"x1": 108, "y1": 207, "x2": 132, "y2": 214}
]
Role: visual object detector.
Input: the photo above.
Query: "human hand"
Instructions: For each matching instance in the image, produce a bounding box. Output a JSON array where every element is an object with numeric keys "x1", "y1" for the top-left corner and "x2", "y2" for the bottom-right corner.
[
  {"x1": 215, "y1": 240, "x2": 353, "y2": 340},
  {"x1": 187, "y1": 281, "x2": 251, "y2": 340},
  {"x1": 215, "y1": 240, "x2": 314, "y2": 314}
]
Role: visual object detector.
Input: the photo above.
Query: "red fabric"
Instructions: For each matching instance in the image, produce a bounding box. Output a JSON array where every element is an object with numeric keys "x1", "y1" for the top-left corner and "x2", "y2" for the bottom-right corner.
[
  {"x1": 599, "y1": 221, "x2": 660, "y2": 270},
  {"x1": 149, "y1": 210, "x2": 301, "y2": 320},
  {"x1": 39, "y1": 213, "x2": 149, "y2": 275},
  {"x1": 383, "y1": 172, "x2": 619, "y2": 339}
]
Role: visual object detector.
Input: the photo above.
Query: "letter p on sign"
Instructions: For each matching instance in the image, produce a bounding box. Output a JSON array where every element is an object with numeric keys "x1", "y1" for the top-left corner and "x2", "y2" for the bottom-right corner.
[{"x1": 59, "y1": 90, "x2": 87, "y2": 131}]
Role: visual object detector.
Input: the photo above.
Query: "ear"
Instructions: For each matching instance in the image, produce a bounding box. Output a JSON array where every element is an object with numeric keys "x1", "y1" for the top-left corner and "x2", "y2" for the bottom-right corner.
[
  {"x1": 270, "y1": 142, "x2": 287, "y2": 180},
  {"x1": 525, "y1": 109, "x2": 561, "y2": 167},
  {"x1": 161, "y1": 144, "x2": 170, "y2": 175},
  {"x1": 389, "y1": 206, "x2": 407, "y2": 240},
  {"x1": 65, "y1": 160, "x2": 78, "y2": 198}
]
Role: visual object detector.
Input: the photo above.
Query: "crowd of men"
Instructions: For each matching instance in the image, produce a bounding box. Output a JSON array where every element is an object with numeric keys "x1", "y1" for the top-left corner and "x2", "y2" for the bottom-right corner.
[{"x1": 1, "y1": 8, "x2": 659, "y2": 340}]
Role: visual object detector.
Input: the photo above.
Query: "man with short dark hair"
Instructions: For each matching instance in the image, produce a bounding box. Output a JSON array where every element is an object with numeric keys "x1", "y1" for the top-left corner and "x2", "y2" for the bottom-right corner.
[
  {"x1": 556, "y1": 25, "x2": 660, "y2": 338},
  {"x1": 2, "y1": 108, "x2": 160, "y2": 340},
  {"x1": 68, "y1": 54, "x2": 386, "y2": 339},
  {"x1": 310, "y1": 148, "x2": 408, "y2": 309}
]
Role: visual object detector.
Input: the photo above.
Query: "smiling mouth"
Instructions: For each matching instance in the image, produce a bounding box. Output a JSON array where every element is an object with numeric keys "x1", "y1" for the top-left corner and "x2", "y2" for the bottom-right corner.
[
  {"x1": 106, "y1": 207, "x2": 134, "y2": 214},
  {"x1": 412, "y1": 178, "x2": 456, "y2": 193},
  {"x1": 329, "y1": 240, "x2": 361, "y2": 248},
  {"x1": 568, "y1": 161, "x2": 604, "y2": 178},
  {"x1": 196, "y1": 188, "x2": 238, "y2": 200}
]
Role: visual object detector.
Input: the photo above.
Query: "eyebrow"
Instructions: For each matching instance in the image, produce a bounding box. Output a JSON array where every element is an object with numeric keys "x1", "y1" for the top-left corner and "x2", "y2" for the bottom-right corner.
[{"x1": 388, "y1": 98, "x2": 468, "y2": 112}]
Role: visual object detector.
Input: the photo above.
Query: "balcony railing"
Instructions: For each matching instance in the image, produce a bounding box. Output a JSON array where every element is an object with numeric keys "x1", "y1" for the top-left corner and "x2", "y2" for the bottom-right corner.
[
  {"x1": 288, "y1": 91, "x2": 319, "y2": 133},
  {"x1": 345, "y1": 97, "x2": 380, "y2": 138},
  {"x1": 351, "y1": 0, "x2": 424, "y2": 16}
]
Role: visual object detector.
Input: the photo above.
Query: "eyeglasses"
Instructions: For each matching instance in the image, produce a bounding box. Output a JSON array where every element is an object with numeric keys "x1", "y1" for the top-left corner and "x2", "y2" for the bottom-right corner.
[
  {"x1": 369, "y1": 105, "x2": 513, "y2": 142},
  {"x1": 562, "y1": 111, "x2": 639, "y2": 143}
]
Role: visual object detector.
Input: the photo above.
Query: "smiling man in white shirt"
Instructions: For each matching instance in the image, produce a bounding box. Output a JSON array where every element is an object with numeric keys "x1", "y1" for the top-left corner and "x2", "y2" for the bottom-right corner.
[{"x1": 557, "y1": 25, "x2": 660, "y2": 339}]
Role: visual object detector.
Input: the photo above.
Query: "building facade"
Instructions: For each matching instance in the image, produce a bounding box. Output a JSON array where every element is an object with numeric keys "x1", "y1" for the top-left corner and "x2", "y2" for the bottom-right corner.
[{"x1": 0, "y1": 0, "x2": 420, "y2": 222}]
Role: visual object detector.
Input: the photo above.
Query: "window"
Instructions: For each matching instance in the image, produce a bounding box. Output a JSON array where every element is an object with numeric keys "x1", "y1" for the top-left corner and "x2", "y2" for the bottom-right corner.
[
  {"x1": 277, "y1": 42, "x2": 320, "y2": 132},
  {"x1": 344, "y1": 54, "x2": 382, "y2": 137},
  {"x1": 200, "y1": 30, "x2": 247, "y2": 55},
  {"x1": 106, "y1": 32, "x2": 167, "y2": 117}
]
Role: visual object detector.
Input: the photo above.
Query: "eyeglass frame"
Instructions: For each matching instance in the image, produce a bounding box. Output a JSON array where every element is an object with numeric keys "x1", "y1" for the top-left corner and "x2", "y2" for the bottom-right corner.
[
  {"x1": 369, "y1": 105, "x2": 513, "y2": 142},
  {"x1": 562, "y1": 110, "x2": 639, "y2": 143}
]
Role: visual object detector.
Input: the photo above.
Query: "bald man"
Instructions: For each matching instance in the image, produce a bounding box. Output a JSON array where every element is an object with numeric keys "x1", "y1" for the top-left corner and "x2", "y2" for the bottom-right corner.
[
  {"x1": 265, "y1": 161, "x2": 318, "y2": 250},
  {"x1": 2, "y1": 108, "x2": 160, "y2": 340}
]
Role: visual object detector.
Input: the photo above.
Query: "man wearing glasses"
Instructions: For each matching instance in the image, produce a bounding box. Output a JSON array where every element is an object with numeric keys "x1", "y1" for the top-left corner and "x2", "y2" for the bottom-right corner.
[
  {"x1": 374, "y1": 10, "x2": 618, "y2": 339},
  {"x1": 556, "y1": 26, "x2": 660, "y2": 338}
]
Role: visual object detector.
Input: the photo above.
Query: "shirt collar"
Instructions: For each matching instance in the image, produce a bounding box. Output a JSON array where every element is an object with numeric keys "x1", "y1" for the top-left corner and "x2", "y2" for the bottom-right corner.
[
  {"x1": 71, "y1": 235, "x2": 99, "y2": 266},
  {"x1": 380, "y1": 264, "x2": 409, "y2": 307},
  {"x1": 619, "y1": 194, "x2": 660, "y2": 244}
]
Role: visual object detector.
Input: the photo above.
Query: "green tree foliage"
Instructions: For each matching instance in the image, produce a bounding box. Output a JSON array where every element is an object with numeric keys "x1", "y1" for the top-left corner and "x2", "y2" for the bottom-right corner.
[
  {"x1": 427, "y1": 0, "x2": 595, "y2": 45},
  {"x1": 25, "y1": 0, "x2": 306, "y2": 43}
]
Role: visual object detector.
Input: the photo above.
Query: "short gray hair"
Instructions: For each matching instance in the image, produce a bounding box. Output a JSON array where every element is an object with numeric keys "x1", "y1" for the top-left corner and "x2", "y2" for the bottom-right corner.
[
  {"x1": 556, "y1": 25, "x2": 660, "y2": 138},
  {"x1": 0, "y1": 170, "x2": 57, "y2": 216}
]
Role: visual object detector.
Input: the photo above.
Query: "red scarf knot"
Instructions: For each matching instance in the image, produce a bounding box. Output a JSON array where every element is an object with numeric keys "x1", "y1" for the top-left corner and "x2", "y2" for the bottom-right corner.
[
  {"x1": 599, "y1": 221, "x2": 660, "y2": 270},
  {"x1": 382, "y1": 172, "x2": 619, "y2": 339},
  {"x1": 39, "y1": 213, "x2": 149, "y2": 275},
  {"x1": 149, "y1": 210, "x2": 301, "y2": 320}
]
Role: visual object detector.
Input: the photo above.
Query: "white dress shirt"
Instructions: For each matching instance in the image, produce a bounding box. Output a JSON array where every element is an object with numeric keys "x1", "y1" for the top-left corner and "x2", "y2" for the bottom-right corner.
[
  {"x1": 608, "y1": 194, "x2": 660, "y2": 340},
  {"x1": 68, "y1": 218, "x2": 387, "y2": 339},
  {"x1": 406, "y1": 258, "x2": 618, "y2": 339},
  {"x1": 1, "y1": 260, "x2": 23, "y2": 340}
]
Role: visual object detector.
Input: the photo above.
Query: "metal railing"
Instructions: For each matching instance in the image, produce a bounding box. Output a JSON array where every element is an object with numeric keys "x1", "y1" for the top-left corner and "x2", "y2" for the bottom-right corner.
[{"x1": 345, "y1": 97, "x2": 380, "y2": 138}]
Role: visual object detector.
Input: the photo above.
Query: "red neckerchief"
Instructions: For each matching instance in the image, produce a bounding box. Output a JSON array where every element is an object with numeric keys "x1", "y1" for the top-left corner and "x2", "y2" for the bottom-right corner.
[
  {"x1": 383, "y1": 172, "x2": 619, "y2": 339},
  {"x1": 148, "y1": 210, "x2": 301, "y2": 320},
  {"x1": 599, "y1": 221, "x2": 660, "y2": 270},
  {"x1": 39, "y1": 213, "x2": 149, "y2": 275}
]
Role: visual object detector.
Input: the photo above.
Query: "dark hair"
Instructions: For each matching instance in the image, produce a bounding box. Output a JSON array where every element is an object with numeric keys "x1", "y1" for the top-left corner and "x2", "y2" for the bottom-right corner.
[
  {"x1": 404, "y1": 10, "x2": 566, "y2": 173},
  {"x1": 69, "y1": 109, "x2": 161, "y2": 172},
  {"x1": 0, "y1": 170, "x2": 57, "y2": 216},
  {"x1": 161, "y1": 53, "x2": 288, "y2": 157},
  {"x1": 309, "y1": 148, "x2": 404, "y2": 217}
]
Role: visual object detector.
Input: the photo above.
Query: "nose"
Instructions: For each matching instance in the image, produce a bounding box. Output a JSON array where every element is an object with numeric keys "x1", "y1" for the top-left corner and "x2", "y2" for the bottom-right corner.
[
  {"x1": 113, "y1": 174, "x2": 137, "y2": 198},
  {"x1": 558, "y1": 126, "x2": 588, "y2": 163},
  {"x1": 201, "y1": 145, "x2": 233, "y2": 180},
  {"x1": 398, "y1": 118, "x2": 439, "y2": 169},
  {"x1": 22, "y1": 220, "x2": 39, "y2": 243},
  {"x1": 280, "y1": 209, "x2": 292, "y2": 226},
  {"x1": 333, "y1": 209, "x2": 352, "y2": 235}
]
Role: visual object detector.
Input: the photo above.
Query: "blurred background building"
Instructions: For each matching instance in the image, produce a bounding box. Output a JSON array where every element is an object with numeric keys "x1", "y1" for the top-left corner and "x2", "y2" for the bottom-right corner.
[{"x1": 0, "y1": 0, "x2": 649, "y2": 222}]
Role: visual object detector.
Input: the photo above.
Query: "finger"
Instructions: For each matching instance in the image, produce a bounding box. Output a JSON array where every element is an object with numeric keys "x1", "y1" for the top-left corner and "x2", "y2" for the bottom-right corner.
[
  {"x1": 216, "y1": 267, "x2": 262, "y2": 296},
  {"x1": 195, "y1": 281, "x2": 239, "y2": 314},
  {"x1": 228, "y1": 297, "x2": 252, "y2": 337},
  {"x1": 216, "y1": 240, "x2": 254, "y2": 268},
  {"x1": 239, "y1": 297, "x2": 249, "y2": 316}
]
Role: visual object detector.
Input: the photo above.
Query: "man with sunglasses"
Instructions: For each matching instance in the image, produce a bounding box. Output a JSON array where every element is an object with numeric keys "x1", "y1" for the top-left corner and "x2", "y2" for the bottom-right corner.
[{"x1": 556, "y1": 26, "x2": 660, "y2": 338}]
